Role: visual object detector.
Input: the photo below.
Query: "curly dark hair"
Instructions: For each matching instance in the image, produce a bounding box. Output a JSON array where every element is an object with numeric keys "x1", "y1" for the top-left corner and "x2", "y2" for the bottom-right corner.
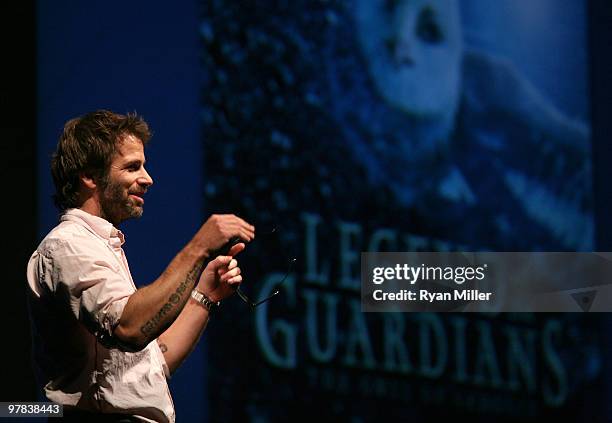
[{"x1": 51, "y1": 110, "x2": 152, "y2": 211}]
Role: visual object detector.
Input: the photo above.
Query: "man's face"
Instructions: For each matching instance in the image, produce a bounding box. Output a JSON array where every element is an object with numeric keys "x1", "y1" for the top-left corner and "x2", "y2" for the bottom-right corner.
[{"x1": 99, "y1": 135, "x2": 153, "y2": 226}]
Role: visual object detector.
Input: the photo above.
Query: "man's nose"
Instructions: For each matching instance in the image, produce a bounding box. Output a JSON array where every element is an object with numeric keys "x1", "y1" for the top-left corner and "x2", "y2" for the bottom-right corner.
[{"x1": 139, "y1": 167, "x2": 154, "y2": 187}]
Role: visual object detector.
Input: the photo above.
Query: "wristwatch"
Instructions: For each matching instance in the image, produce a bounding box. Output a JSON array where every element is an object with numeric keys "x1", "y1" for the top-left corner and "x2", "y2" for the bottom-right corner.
[{"x1": 190, "y1": 289, "x2": 220, "y2": 313}]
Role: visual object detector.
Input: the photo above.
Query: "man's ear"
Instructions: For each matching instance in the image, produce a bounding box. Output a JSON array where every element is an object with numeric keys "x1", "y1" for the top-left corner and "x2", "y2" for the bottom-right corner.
[{"x1": 79, "y1": 172, "x2": 97, "y2": 190}]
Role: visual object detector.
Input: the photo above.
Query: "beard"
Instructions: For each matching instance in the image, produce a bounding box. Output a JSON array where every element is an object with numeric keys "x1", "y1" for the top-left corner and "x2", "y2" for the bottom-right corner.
[{"x1": 99, "y1": 178, "x2": 143, "y2": 225}]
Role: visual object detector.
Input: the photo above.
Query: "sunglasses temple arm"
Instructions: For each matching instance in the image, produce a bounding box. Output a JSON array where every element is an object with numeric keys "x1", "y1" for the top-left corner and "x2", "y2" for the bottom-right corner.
[
  {"x1": 252, "y1": 289, "x2": 281, "y2": 308},
  {"x1": 236, "y1": 287, "x2": 251, "y2": 305}
]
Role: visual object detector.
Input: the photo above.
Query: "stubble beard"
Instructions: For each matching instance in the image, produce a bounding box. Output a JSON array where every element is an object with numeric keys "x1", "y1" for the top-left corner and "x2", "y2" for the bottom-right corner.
[{"x1": 100, "y1": 179, "x2": 143, "y2": 225}]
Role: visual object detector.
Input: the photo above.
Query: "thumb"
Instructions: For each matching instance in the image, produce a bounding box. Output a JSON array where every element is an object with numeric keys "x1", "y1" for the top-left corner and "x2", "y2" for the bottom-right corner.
[
  {"x1": 213, "y1": 255, "x2": 233, "y2": 269},
  {"x1": 227, "y1": 242, "x2": 246, "y2": 257}
]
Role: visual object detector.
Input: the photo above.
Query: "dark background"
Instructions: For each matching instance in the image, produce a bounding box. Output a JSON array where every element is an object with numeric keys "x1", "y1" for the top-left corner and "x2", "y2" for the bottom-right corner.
[{"x1": 5, "y1": 0, "x2": 612, "y2": 421}]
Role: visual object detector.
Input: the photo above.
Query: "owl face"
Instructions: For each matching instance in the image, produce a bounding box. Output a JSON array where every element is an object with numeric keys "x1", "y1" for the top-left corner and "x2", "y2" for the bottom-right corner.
[{"x1": 354, "y1": 0, "x2": 463, "y2": 119}]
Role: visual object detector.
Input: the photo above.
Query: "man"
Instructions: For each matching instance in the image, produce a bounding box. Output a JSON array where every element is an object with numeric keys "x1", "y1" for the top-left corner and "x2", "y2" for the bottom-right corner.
[{"x1": 26, "y1": 110, "x2": 255, "y2": 422}]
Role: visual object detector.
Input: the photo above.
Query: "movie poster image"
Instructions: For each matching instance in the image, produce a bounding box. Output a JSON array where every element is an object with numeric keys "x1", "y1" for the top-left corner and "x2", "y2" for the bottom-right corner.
[{"x1": 200, "y1": 1, "x2": 601, "y2": 421}]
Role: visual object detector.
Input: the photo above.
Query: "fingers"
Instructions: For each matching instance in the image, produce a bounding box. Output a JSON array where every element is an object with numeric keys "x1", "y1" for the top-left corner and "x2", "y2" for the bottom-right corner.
[
  {"x1": 200, "y1": 214, "x2": 255, "y2": 255},
  {"x1": 227, "y1": 274, "x2": 242, "y2": 286},
  {"x1": 213, "y1": 255, "x2": 232, "y2": 267},
  {"x1": 210, "y1": 214, "x2": 255, "y2": 242},
  {"x1": 200, "y1": 254, "x2": 244, "y2": 300},
  {"x1": 221, "y1": 262, "x2": 242, "y2": 289},
  {"x1": 227, "y1": 243, "x2": 245, "y2": 257},
  {"x1": 233, "y1": 215, "x2": 255, "y2": 241},
  {"x1": 220, "y1": 264, "x2": 241, "y2": 282},
  {"x1": 232, "y1": 220, "x2": 255, "y2": 243},
  {"x1": 228, "y1": 258, "x2": 238, "y2": 269},
  {"x1": 215, "y1": 257, "x2": 237, "y2": 273}
]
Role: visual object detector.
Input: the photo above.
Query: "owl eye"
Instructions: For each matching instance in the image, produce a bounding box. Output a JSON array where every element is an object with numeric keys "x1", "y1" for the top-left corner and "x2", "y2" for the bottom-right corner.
[{"x1": 416, "y1": 6, "x2": 444, "y2": 44}]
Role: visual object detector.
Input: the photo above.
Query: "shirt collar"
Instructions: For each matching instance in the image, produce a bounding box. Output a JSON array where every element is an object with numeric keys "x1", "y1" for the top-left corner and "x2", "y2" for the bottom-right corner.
[{"x1": 61, "y1": 208, "x2": 125, "y2": 246}]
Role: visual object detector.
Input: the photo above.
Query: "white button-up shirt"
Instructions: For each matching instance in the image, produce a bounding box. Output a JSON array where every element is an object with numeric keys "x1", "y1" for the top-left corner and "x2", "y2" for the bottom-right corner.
[{"x1": 27, "y1": 208, "x2": 175, "y2": 422}]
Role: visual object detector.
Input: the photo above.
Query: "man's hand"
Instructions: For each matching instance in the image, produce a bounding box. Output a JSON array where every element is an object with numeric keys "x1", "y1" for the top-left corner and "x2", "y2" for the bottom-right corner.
[
  {"x1": 114, "y1": 216, "x2": 252, "y2": 351},
  {"x1": 192, "y1": 214, "x2": 255, "y2": 258},
  {"x1": 197, "y1": 242, "x2": 245, "y2": 302}
]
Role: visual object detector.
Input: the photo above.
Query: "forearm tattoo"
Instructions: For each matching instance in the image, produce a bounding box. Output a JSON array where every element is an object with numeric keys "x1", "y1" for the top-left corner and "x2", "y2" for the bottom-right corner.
[{"x1": 140, "y1": 261, "x2": 204, "y2": 337}]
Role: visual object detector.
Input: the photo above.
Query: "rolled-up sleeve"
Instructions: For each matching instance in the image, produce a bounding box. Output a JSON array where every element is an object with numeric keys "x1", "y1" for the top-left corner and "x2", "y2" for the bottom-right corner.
[{"x1": 48, "y1": 237, "x2": 134, "y2": 345}]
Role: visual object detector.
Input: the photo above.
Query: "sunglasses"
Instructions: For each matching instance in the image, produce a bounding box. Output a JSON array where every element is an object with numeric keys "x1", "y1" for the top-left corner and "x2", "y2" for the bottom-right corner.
[{"x1": 220, "y1": 226, "x2": 297, "y2": 309}]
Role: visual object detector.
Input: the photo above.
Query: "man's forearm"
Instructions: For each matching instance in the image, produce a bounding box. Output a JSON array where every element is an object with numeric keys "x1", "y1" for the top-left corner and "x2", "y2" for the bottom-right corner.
[
  {"x1": 113, "y1": 214, "x2": 254, "y2": 351},
  {"x1": 157, "y1": 298, "x2": 210, "y2": 374},
  {"x1": 114, "y1": 244, "x2": 208, "y2": 350}
]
